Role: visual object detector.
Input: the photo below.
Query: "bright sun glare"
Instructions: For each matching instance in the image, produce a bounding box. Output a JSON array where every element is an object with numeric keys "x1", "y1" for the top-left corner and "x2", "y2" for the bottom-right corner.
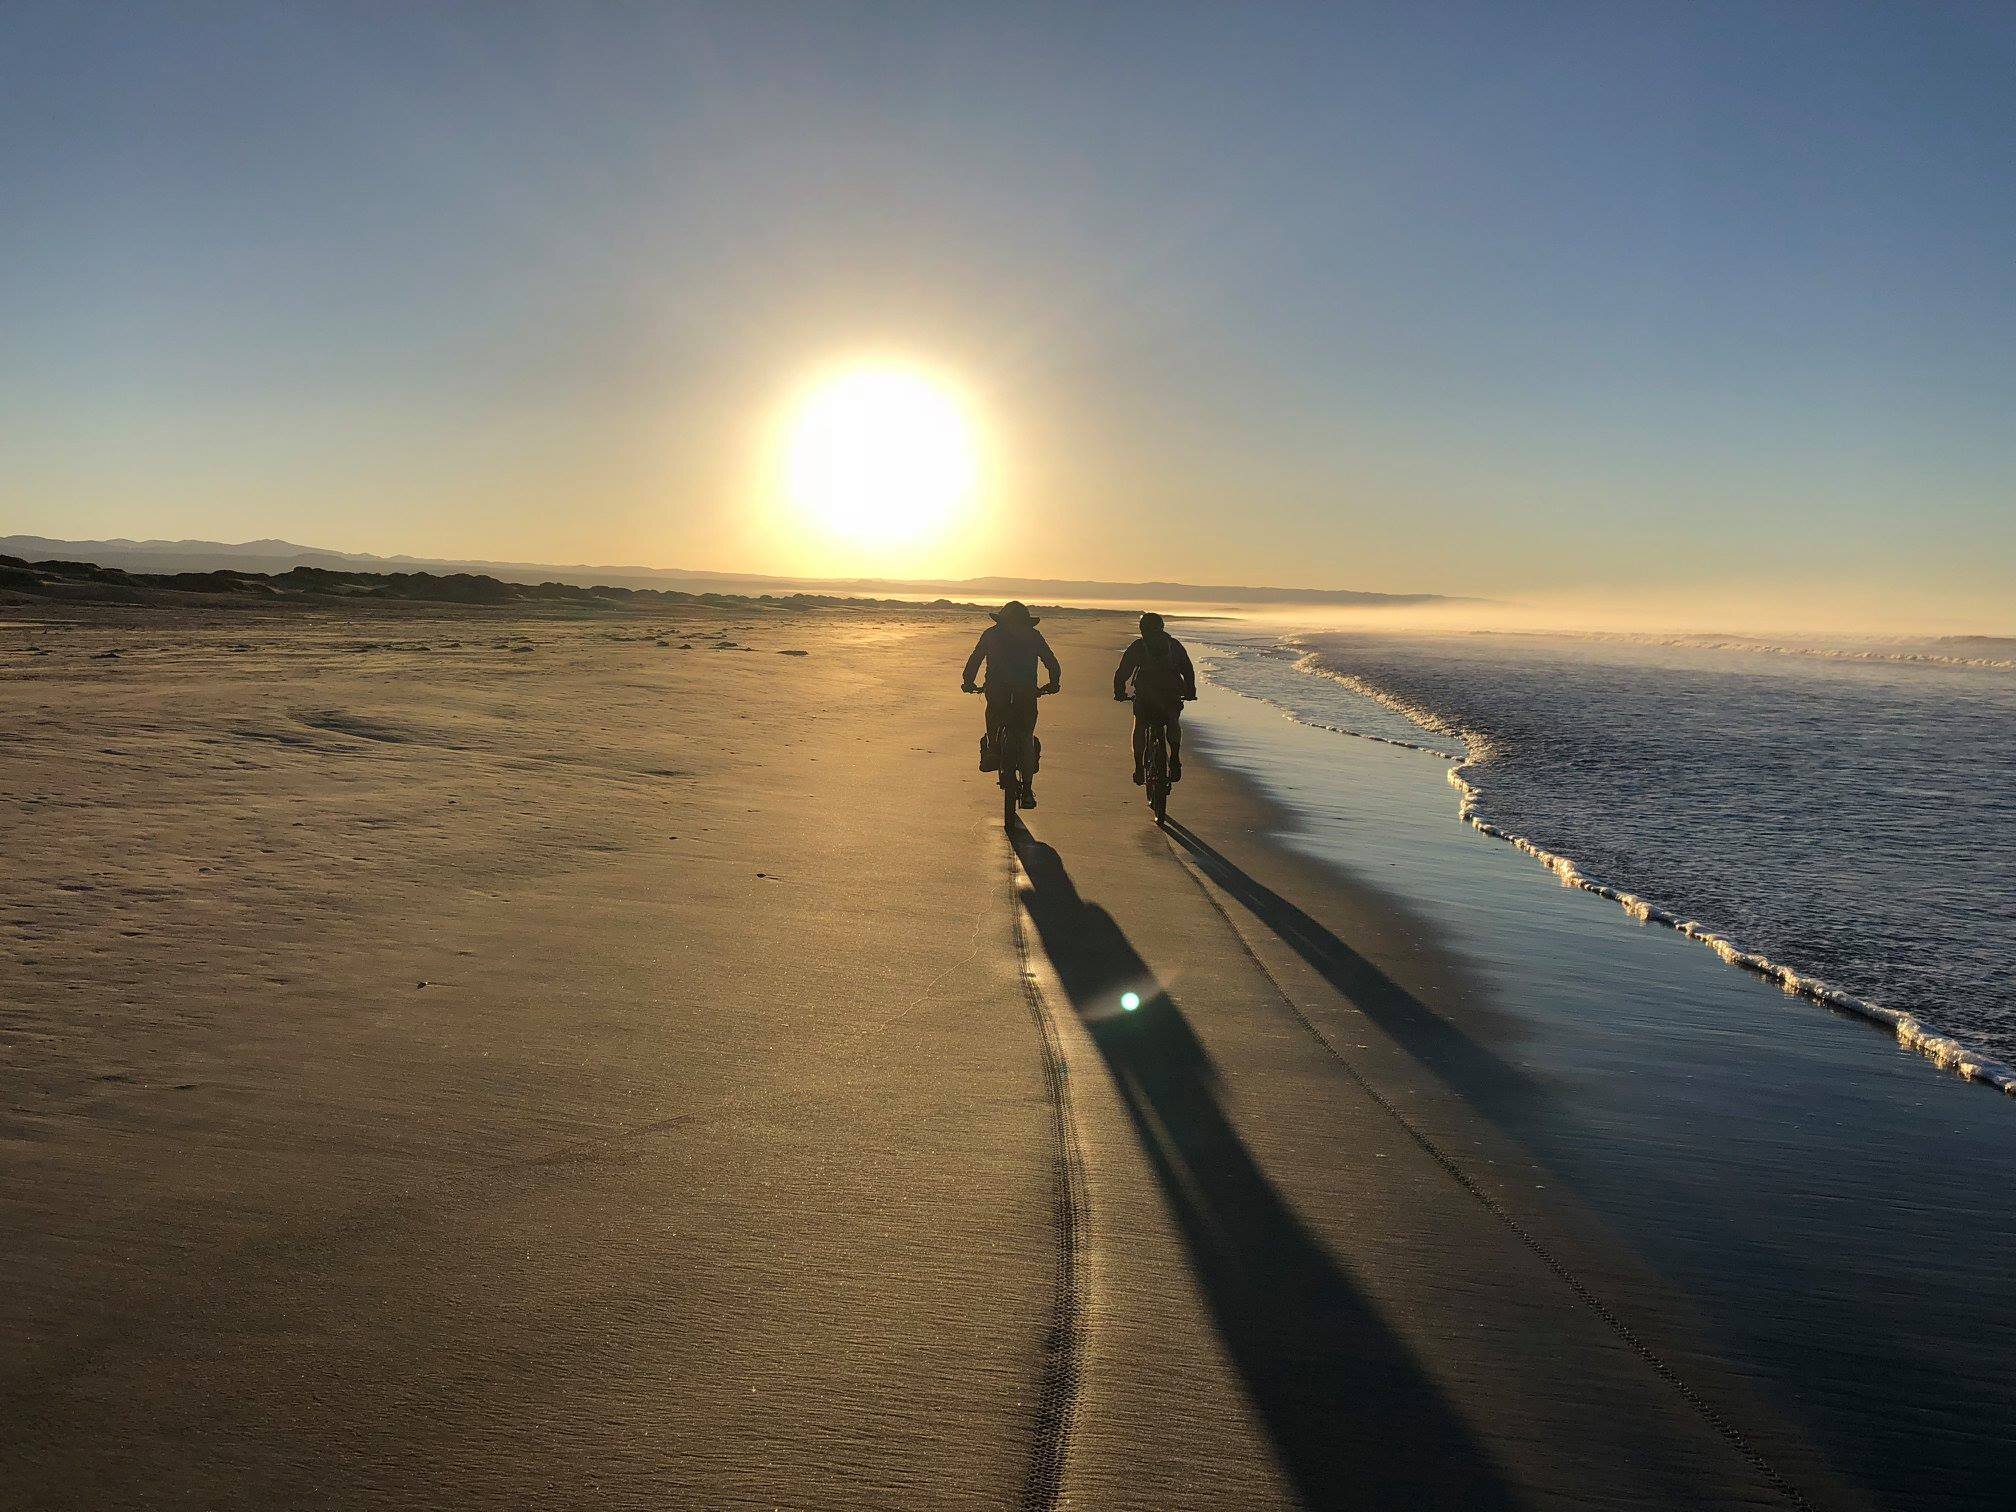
[{"x1": 782, "y1": 363, "x2": 980, "y2": 550}]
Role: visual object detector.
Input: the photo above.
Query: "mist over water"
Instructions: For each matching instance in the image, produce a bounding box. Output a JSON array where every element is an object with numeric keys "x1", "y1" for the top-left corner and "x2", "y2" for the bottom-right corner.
[{"x1": 1201, "y1": 626, "x2": 2016, "y2": 1066}]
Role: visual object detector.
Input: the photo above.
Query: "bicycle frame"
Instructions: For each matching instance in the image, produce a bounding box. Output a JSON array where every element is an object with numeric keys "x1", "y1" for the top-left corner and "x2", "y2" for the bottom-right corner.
[{"x1": 976, "y1": 683, "x2": 1054, "y2": 829}]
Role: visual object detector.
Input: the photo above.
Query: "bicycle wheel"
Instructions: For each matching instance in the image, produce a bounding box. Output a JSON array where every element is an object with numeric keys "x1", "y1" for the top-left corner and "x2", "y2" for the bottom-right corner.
[
  {"x1": 1147, "y1": 728, "x2": 1169, "y2": 824},
  {"x1": 999, "y1": 726, "x2": 1024, "y2": 831}
]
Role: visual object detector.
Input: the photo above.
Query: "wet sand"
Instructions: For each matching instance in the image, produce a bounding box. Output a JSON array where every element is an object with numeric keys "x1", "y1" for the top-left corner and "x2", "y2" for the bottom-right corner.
[
  {"x1": 0, "y1": 605, "x2": 1902, "y2": 1508},
  {"x1": 1180, "y1": 655, "x2": 2016, "y2": 1512}
]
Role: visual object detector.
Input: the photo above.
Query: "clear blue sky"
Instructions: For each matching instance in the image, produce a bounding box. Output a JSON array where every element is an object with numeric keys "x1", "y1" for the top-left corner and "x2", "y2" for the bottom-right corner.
[{"x1": 4, "y1": 2, "x2": 2012, "y2": 622}]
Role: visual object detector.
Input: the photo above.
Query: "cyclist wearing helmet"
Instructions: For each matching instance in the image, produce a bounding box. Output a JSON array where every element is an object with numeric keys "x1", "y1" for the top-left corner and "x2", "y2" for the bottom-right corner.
[{"x1": 1112, "y1": 612, "x2": 1197, "y2": 785}]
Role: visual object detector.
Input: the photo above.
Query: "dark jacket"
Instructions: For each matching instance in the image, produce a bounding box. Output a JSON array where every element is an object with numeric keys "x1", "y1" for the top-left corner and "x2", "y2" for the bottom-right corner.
[
  {"x1": 1113, "y1": 633, "x2": 1197, "y2": 702},
  {"x1": 964, "y1": 623, "x2": 1061, "y2": 692}
]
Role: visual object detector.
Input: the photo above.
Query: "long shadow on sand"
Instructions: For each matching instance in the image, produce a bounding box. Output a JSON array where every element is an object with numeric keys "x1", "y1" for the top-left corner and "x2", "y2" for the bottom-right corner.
[
  {"x1": 1011, "y1": 830, "x2": 1515, "y2": 1509},
  {"x1": 1160, "y1": 817, "x2": 1544, "y2": 1124}
]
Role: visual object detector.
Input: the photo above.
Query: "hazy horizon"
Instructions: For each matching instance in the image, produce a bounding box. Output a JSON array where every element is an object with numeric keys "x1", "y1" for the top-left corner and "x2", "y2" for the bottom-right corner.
[
  {"x1": 14, "y1": 526, "x2": 2016, "y2": 639},
  {"x1": 6, "y1": 2, "x2": 2013, "y2": 630}
]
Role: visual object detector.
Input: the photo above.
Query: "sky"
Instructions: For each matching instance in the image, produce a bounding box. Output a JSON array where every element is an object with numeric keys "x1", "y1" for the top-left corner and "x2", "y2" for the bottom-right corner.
[{"x1": 3, "y1": 1, "x2": 2013, "y2": 627}]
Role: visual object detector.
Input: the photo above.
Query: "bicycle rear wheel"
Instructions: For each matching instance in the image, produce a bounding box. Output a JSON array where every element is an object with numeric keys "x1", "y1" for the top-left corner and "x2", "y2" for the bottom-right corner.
[
  {"x1": 999, "y1": 728, "x2": 1025, "y2": 831},
  {"x1": 1146, "y1": 728, "x2": 1170, "y2": 824}
]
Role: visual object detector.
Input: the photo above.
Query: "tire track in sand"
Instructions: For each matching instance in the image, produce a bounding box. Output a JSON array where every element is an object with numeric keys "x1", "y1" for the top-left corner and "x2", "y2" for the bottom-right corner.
[{"x1": 1009, "y1": 846, "x2": 1090, "y2": 1512}]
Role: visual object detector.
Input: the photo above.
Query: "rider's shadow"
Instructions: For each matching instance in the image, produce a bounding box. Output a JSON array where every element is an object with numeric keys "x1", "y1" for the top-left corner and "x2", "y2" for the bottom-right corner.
[{"x1": 1009, "y1": 831, "x2": 1515, "y2": 1509}]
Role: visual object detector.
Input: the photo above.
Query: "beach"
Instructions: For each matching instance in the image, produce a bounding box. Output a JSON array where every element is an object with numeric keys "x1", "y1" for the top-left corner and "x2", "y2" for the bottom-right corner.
[{"x1": 5, "y1": 603, "x2": 2013, "y2": 1510}]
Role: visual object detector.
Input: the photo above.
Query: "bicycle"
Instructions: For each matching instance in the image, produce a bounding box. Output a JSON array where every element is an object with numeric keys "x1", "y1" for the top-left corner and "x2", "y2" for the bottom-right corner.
[
  {"x1": 971, "y1": 683, "x2": 1056, "y2": 830},
  {"x1": 1141, "y1": 716, "x2": 1173, "y2": 826},
  {"x1": 1116, "y1": 691, "x2": 1179, "y2": 826}
]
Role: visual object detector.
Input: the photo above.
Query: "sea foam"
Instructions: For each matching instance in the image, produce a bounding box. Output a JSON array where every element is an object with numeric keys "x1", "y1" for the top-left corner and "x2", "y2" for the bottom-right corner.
[{"x1": 1258, "y1": 644, "x2": 2016, "y2": 1097}]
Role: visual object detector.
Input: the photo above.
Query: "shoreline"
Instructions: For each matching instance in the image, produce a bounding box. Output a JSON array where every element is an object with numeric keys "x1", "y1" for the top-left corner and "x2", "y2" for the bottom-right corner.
[
  {"x1": 1276, "y1": 646, "x2": 2016, "y2": 1097},
  {"x1": 1177, "y1": 634, "x2": 2016, "y2": 1508}
]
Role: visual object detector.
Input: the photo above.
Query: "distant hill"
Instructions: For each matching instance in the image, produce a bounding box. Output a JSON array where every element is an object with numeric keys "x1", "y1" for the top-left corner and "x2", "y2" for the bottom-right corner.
[
  {"x1": 0, "y1": 536, "x2": 1465, "y2": 608},
  {"x1": 0, "y1": 535, "x2": 744, "y2": 586},
  {"x1": 0, "y1": 553, "x2": 721, "y2": 610},
  {"x1": 0, "y1": 551, "x2": 1027, "y2": 615}
]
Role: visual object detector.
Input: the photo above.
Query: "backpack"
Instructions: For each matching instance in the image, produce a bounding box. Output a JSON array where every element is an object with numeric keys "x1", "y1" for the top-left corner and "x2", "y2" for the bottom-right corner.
[{"x1": 1134, "y1": 635, "x2": 1183, "y2": 698}]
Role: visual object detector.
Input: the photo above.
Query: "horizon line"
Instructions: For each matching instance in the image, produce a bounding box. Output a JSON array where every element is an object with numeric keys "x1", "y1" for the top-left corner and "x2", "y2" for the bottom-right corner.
[{"x1": 0, "y1": 532, "x2": 1473, "y2": 606}]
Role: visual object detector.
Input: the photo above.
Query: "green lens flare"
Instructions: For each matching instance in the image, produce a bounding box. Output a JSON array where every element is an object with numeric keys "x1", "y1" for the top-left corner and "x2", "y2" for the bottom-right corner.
[{"x1": 1121, "y1": 992, "x2": 1141, "y2": 1012}]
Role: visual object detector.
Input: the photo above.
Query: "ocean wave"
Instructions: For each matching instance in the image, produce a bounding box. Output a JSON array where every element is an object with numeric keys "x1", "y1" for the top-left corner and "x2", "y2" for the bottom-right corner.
[
  {"x1": 1283, "y1": 650, "x2": 1468, "y2": 758},
  {"x1": 1195, "y1": 642, "x2": 1464, "y2": 757},
  {"x1": 1268, "y1": 645, "x2": 2016, "y2": 1098},
  {"x1": 1475, "y1": 630, "x2": 2016, "y2": 673}
]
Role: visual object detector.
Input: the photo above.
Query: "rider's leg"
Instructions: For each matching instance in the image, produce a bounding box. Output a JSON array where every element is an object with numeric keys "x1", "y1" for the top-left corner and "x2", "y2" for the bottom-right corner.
[
  {"x1": 1167, "y1": 713, "x2": 1182, "y2": 779},
  {"x1": 1014, "y1": 690, "x2": 1038, "y2": 804},
  {"x1": 1131, "y1": 711, "x2": 1147, "y2": 783}
]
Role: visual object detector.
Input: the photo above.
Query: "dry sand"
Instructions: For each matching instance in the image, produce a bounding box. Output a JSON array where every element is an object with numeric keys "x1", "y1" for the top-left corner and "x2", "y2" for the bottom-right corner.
[{"x1": 3, "y1": 605, "x2": 1846, "y2": 1509}]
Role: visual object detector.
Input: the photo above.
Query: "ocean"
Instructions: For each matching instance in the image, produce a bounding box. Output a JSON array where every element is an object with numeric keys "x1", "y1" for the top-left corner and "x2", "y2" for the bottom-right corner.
[
  {"x1": 1197, "y1": 626, "x2": 2016, "y2": 1088},
  {"x1": 1177, "y1": 626, "x2": 2016, "y2": 1507}
]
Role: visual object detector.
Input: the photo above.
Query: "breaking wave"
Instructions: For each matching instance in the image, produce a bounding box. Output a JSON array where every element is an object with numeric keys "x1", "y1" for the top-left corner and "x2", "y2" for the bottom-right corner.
[
  {"x1": 1436, "y1": 759, "x2": 2016, "y2": 1096},
  {"x1": 1477, "y1": 630, "x2": 2016, "y2": 673},
  {"x1": 1242, "y1": 636, "x2": 2016, "y2": 1097}
]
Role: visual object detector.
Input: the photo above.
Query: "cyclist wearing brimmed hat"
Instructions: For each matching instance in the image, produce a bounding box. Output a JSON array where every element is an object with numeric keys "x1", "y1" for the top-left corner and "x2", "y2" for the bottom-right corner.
[{"x1": 962, "y1": 601, "x2": 1061, "y2": 808}]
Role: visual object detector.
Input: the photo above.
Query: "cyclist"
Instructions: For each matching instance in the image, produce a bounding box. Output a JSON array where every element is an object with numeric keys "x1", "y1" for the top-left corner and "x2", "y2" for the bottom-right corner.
[
  {"x1": 962, "y1": 601, "x2": 1061, "y2": 809},
  {"x1": 1112, "y1": 612, "x2": 1197, "y2": 785}
]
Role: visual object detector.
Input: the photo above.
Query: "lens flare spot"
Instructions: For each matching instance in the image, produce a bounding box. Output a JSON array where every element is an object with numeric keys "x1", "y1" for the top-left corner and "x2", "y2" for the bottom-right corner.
[{"x1": 1121, "y1": 991, "x2": 1141, "y2": 1012}]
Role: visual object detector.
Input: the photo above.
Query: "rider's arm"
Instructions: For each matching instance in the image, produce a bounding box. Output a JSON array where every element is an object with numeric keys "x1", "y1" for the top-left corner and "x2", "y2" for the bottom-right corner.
[
  {"x1": 1175, "y1": 640, "x2": 1199, "y2": 700},
  {"x1": 1112, "y1": 640, "x2": 1139, "y2": 700},
  {"x1": 1036, "y1": 632, "x2": 1062, "y2": 691},
  {"x1": 961, "y1": 629, "x2": 990, "y2": 690}
]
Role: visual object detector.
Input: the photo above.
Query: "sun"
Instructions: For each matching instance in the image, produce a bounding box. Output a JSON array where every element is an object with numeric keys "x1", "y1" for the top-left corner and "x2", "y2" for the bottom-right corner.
[{"x1": 781, "y1": 362, "x2": 981, "y2": 550}]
